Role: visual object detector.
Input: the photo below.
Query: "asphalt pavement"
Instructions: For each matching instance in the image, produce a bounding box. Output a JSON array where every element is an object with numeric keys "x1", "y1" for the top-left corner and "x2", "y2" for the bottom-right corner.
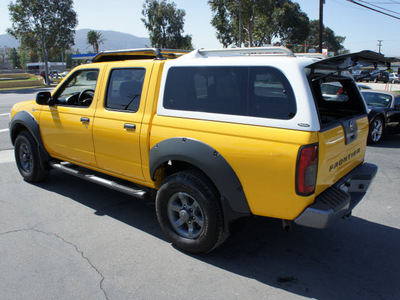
[{"x1": 0, "y1": 87, "x2": 399, "y2": 299}]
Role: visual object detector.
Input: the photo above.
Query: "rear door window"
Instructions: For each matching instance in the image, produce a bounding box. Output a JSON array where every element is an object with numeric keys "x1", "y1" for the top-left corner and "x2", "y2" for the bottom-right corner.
[{"x1": 106, "y1": 68, "x2": 146, "y2": 112}]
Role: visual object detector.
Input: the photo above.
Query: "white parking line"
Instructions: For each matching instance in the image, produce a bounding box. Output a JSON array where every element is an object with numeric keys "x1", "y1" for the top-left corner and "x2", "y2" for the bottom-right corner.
[
  {"x1": 0, "y1": 150, "x2": 14, "y2": 164},
  {"x1": 0, "y1": 113, "x2": 11, "y2": 117},
  {"x1": 0, "y1": 128, "x2": 9, "y2": 133}
]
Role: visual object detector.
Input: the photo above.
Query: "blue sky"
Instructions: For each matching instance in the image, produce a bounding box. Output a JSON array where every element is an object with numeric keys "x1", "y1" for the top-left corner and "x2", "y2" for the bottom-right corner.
[{"x1": 1, "y1": 0, "x2": 400, "y2": 56}]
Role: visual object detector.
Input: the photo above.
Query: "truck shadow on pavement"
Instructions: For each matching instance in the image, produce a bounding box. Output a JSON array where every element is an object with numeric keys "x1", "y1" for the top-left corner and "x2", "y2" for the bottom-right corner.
[
  {"x1": 35, "y1": 170, "x2": 399, "y2": 300},
  {"x1": 205, "y1": 216, "x2": 399, "y2": 299}
]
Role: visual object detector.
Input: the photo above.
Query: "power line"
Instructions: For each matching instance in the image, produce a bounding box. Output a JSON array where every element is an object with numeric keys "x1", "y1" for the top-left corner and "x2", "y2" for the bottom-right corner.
[
  {"x1": 357, "y1": 0, "x2": 400, "y2": 15},
  {"x1": 346, "y1": 0, "x2": 400, "y2": 19}
]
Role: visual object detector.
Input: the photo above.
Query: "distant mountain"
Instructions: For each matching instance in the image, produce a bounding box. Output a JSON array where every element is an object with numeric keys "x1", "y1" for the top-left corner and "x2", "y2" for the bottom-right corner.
[
  {"x1": 0, "y1": 34, "x2": 19, "y2": 48},
  {"x1": 0, "y1": 29, "x2": 151, "y2": 52},
  {"x1": 74, "y1": 29, "x2": 150, "y2": 52}
]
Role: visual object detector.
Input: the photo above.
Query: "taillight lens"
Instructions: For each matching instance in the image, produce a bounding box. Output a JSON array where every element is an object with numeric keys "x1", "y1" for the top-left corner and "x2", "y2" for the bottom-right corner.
[{"x1": 296, "y1": 144, "x2": 318, "y2": 196}]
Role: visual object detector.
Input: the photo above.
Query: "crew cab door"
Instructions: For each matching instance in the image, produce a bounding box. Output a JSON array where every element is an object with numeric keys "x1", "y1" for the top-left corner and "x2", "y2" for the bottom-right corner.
[
  {"x1": 39, "y1": 67, "x2": 103, "y2": 166},
  {"x1": 92, "y1": 64, "x2": 153, "y2": 181}
]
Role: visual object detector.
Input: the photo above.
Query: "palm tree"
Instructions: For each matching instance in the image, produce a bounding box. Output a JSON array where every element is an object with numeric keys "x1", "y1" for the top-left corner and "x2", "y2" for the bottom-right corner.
[{"x1": 86, "y1": 30, "x2": 106, "y2": 53}]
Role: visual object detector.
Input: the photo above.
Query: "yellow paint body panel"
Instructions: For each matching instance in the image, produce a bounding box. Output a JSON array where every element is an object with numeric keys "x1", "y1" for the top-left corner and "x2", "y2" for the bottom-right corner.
[
  {"x1": 315, "y1": 117, "x2": 368, "y2": 195},
  {"x1": 150, "y1": 116, "x2": 320, "y2": 219}
]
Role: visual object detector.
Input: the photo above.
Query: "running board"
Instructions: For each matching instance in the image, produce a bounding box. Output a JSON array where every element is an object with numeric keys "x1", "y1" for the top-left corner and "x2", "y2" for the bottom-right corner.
[{"x1": 49, "y1": 161, "x2": 147, "y2": 199}]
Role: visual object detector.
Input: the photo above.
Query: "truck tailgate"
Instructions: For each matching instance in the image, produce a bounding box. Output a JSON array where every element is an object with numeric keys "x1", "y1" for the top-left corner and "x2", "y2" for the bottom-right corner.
[{"x1": 316, "y1": 115, "x2": 369, "y2": 196}]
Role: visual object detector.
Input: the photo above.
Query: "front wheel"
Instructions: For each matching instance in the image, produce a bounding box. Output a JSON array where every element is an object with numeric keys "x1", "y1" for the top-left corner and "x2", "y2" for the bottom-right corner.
[
  {"x1": 368, "y1": 117, "x2": 384, "y2": 144},
  {"x1": 14, "y1": 131, "x2": 50, "y2": 182},
  {"x1": 156, "y1": 171, "x2": 226, "y2": 254}
]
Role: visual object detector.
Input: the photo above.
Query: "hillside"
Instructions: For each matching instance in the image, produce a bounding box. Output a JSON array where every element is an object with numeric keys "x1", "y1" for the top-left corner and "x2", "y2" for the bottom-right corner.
[{"x1": 0, "y1": 29, "x2": 151, "y2": 52}]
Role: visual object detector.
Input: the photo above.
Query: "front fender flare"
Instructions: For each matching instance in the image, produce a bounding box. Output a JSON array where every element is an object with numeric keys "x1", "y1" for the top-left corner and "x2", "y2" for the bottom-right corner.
[
  {"x1": 9, "y1": 110, "x2": 50, "y2": 167},
  {"x1": 149, "y1": 137, "x2": 251, "y2": 215}
]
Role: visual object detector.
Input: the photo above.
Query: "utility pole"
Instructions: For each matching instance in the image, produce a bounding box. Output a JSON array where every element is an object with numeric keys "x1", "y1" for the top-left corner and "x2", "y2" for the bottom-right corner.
[
  {"x1": 319, "y1": 0, "x2": 325, "y2": 53},
  {"x1": 238, "y1": 0, "x2": 242, "y2": 47},
  {"x1": 377, "y1": 40, "x2": 383, "y2": 53}
]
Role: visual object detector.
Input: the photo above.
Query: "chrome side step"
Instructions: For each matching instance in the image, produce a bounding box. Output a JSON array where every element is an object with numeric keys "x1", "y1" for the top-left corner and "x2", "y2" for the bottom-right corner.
[{"x1": 49, "y1": 161, "x2": 147, "y2": 199}]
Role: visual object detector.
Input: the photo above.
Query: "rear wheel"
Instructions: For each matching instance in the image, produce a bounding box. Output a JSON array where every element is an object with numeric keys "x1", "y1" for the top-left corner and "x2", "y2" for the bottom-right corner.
[
  {"x1": 156, "y1": 170, "x2": 226, "y2": 254},
  {"x1": 368, "y1": 117, "x2": 384, "y2": 144},
  {"x1": 14, "y1": 131, "x2": 50, "y2": 182}
]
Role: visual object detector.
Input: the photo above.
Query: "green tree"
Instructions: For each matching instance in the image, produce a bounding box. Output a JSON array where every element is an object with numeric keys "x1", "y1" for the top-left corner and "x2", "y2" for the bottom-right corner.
[
  {"x1": 86, "y1": 30, "x2": 106, "y2": 53},
  {"x1": 7, "y1": 0, "x2": 78, "y2": 84},
  {"x1": 66, "y1": 51, "x2": 73, "y2": 69},
  {"x1": 141, "y1": 0, "x2": 193, "y2": 50},
  {"x1": 18, "y1": 48, "x2": 31, "y2": 70},
  {"x1": 208, "y1": 0, "x2": 309, "y2": 48},
  {"x1": 10, "y1": 47, "x2": 21, "y2": 69},
  {"x1": 275, "y1": 2, "x2": 310, "y2": 45},
  {"x1": 293, "y1": 20, "x2": 346, "y2": 55},
  {"x1": 0, "y1": 46, "x2": 10, "y2": 63}
]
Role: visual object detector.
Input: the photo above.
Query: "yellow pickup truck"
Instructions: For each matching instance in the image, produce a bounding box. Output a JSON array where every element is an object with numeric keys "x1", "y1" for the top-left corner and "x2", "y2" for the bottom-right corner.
[{"x1": 9, "y1": 48, "x2": 380, "y2": 253}]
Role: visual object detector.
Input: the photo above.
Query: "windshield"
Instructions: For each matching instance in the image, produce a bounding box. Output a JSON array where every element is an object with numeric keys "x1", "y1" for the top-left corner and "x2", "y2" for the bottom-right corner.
[
  {"x1": 58, "y1": 70, "x2": 98, "y2": 101},
  {"x1": 362, "y1": 92, "x2": 392, "y2": 108}
]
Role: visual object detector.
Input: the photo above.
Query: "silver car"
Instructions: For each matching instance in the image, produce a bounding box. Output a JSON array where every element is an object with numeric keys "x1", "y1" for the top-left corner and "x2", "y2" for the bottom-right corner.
[{"x1": 388, "y1": 73, "x2": 400, "y2": 84}]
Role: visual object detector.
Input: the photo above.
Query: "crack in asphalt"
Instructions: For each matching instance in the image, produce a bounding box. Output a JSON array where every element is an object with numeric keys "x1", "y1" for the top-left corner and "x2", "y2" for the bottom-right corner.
[{"x1": 0, "y1": 226, "x2": 109, "y2": 300}]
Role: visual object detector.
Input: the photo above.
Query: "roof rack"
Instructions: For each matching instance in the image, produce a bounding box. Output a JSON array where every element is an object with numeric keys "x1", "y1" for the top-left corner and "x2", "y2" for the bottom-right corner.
[
  {"x1": 91, "y1": 48, "x2": 191, "y2": 63},
  {"x1": 196, "y1": 46, "x2": 295, "y2": 57}
]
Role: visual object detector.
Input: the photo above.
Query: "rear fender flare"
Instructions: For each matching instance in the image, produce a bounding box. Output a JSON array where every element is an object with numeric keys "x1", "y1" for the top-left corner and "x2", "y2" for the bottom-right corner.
[{"x1": 149, "y1": 137, "x2": 251, "y2": 215}]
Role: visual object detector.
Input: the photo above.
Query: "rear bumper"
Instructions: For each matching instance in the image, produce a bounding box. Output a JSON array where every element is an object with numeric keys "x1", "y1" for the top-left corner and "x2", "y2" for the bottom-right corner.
[{"x1": 294, "y1": 163, "x2": 377, "y2": 229}]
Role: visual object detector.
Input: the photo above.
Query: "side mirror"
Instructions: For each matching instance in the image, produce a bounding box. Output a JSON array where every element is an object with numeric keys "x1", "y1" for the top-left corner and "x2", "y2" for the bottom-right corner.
[{"x1": 36, "y1": 92, "x2": 52, "y2": 105}]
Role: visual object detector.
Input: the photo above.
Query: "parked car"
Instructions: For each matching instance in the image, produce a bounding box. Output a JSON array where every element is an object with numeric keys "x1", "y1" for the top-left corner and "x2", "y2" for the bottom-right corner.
[
  {"x1": 321, "y1": 81, "x2": 348, "y2": 101},
  {"x1": 321, "y1": 82, "x2": 371, "y2": 101},
  {"x1": 374, "y1": 71, "x2": 389, "y2": 83},
  {"x1": 388, "y1": 73, "x2": 400, "y2": 84},
  {"x1": 361, "y1": 90, "x2": 400, "y2": 144},
  {"x1": 352, "y1": 70, "x2": 371, "y2": 82}
]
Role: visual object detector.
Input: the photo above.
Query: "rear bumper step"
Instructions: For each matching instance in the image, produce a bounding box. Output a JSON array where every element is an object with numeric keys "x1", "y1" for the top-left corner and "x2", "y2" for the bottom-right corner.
[
  {"x1": 294, "y1": 163, "x2": 377, "y2": 229},
  {"x1": 49, "y1": 161, "x2": 147, "y2": 199}
]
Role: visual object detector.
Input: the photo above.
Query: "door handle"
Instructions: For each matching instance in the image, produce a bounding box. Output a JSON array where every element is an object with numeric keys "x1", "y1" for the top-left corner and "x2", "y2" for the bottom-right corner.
[
  {"x1": 124, "y1": 123, "x2": 136, "y2": 130},
  {"x1": 80, "y1": 117, "x2": 90, "y2": 123}
]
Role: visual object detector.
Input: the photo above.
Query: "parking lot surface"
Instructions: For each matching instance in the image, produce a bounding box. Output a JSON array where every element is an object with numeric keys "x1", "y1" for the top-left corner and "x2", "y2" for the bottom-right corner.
[{"x1": 0, "y1": 89, "x2": 399, "y2": 299}]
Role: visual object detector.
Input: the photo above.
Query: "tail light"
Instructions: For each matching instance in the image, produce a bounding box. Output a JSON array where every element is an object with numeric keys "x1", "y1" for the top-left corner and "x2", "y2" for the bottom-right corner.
[
  {"x1": 296, "y1": 144, "x2": 318, "y2": 196},
  {"x1": 337, "y1": 87, "x2": 344, "y2": 94}
]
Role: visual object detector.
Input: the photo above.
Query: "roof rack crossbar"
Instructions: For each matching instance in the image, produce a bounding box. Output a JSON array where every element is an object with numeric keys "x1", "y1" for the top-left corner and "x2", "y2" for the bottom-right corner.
[
  {"x1": 90, "y1": 48, "x2": 190, "y2": 63},
  {"x1": 197, "y1": 47, "x2": 295, "y2": 57}
]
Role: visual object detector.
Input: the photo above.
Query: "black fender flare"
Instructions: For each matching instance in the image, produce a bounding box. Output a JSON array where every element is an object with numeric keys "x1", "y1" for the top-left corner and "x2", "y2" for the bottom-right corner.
[
  {"x1": 149, "y1": 137, "x2": 251, "y2": 215},
  {"x1": 9, "y1": 111, "x2": 51, "y2": 167}
]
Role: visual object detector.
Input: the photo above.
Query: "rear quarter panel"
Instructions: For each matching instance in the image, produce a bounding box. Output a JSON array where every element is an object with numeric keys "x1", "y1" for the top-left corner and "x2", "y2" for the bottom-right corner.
[{"x1": 150, "y1": 116, "x2": 319, "y2": 220}]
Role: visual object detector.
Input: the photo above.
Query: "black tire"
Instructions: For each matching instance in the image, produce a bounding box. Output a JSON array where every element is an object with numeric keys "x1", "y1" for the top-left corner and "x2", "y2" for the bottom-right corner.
[
  {"x1": 156, "y1": 170, "x2": 226, "y2": 254},
  {"x1": 368, "y1": 117, "x2": 384, "y2": 144},
  {"x1": 14, "y1": 131, "x2": 50, "y2": 182}
]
